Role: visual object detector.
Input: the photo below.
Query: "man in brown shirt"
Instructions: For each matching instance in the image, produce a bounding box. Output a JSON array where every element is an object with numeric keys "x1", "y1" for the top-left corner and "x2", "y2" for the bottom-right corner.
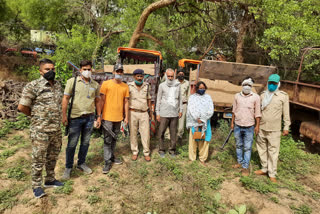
[
  {"x1": 128, "y1": 69, "x2": 151, "y2": 161},
  {"x1": 255, "y1": 74, "x2": 290, "y2": 183}
]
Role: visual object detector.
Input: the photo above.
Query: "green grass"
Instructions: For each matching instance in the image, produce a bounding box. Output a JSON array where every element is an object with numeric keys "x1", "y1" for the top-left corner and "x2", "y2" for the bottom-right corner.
[
  {"x1": 290, "y1": 204, "x2": 312, "y2": 214},
  {"x1": 240, "y1": 176, "x2": 278, "y2": 194},
  {"x1": 0, "y1": 183, "x2": 28, "y2": 211},
  {"x1": 6, "y1": 166, "x2": 26, "y2": 180},
  {"x1": 53, "y1": 180, "x2": 74, "y2": 195},
  {"x1": 87, "y1": 195, "x2": 101, "y2": 205}
]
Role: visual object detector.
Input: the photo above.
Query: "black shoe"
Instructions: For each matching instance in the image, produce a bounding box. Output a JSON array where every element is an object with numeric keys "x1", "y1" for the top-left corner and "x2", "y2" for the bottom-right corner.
[
  {"x1": 112, "y1": 158, "x2": 123, "y2": 165},
  {"x1": 33, "y1": 187, "x2": 46, "y2": 198},
  {"x1": 102, "y1": 163, "x2": 112, "y2": 174},
  {"x1": 44, "y1": 179, "x2": 64, "y2": 188}
]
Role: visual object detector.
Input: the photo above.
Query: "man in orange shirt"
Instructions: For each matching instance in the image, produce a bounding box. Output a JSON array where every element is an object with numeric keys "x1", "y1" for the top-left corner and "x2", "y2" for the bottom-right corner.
[{"x1": 100, "y1": 64, "x2": 129, "y2": 174}]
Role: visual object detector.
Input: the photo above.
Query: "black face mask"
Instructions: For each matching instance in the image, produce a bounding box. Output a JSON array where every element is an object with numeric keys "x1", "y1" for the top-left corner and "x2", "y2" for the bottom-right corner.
[
  {"x1": 177, "y1": 76, "x2": 184, "y2": 81},
  {"x1": 43, "y1": 70, "x2": 55, "y2": 81}
]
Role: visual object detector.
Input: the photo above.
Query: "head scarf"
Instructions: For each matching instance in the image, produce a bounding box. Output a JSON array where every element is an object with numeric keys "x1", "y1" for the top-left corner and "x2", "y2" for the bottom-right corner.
[
  {"x1": 261, "y1": 81, "x2": 281, "y2": 110},
  {"x1": 186, "y1": 93, "x2": 214, "y2": 135}
]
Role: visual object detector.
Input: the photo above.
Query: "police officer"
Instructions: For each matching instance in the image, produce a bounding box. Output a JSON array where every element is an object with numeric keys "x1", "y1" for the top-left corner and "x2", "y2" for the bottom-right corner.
[
  {"x1": 18, "y1": 58, "x2": 64, "y2": 198},
  {"x1": 128, "y1": 69, "x2": 151, "y2": 161},
  {"x1": 254, "y1": 74, "x2": 290, "y2": 183}
]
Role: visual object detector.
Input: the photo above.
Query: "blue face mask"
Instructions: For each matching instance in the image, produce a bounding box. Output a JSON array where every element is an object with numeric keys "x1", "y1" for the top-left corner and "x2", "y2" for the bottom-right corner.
[
  {"x1": 196, "y1": 89, "x2": 206, "y2": 95},
  {"x1": 268, "y1": 83, "x2": 278, "y2": 92},
  {"x1": 135, "y1": 80, "x2": 143, "y2": 86}
]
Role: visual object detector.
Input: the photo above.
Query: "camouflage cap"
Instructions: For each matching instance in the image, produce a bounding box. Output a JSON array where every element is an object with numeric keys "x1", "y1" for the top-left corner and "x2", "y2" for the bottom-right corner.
[{"x1": 114, "y1": 63, "x2": 124, "y2": 71}]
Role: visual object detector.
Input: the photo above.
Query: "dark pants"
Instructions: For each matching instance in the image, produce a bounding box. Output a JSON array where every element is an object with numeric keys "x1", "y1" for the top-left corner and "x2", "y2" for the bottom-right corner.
[
  {"x1": 65, "y1": 115, "x2": 94, "y2": 168},
  {"x1": 102, "y1": 120, "x2": 121, "y2": 164},
  {"x1": 158, "y1": 117, "x2": 178, "y2": 154}
]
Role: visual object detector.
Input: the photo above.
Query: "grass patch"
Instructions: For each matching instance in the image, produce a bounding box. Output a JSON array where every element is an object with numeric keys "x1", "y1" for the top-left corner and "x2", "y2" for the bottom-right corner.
[
  {"x1": 87, "y1": 186, "x2": 100, "y2": 193},
  {"x1": 0, "y1": 114, "x2": 30, "y2": 138},
  {"x1": 6, "y1": 166, "x2": 26, "y2": 180},
  {"x1": 240, "y1": 176, "x2": 278, "y2": 194},
  {"x1": 157, "y1": 158, "x2": 183, "y2": 180},
  {"x1": 0, "y1": 183, "x2": 28, "y2": 211},
  {"x1": 87, "y1": 195, "x2": 101, "y2": 205},
  {"x1": 0, "y1": 149, "x2": 16, "y2": 160},
  {"x1": 290, "y1": 204, "x2": 312, "y2": 214},
  {"x1": 53, "y1": 180, "x2": 74, "y2": 195},
  {"x1": 208, "y1": 177, "x2": 224, "y2": 190}
]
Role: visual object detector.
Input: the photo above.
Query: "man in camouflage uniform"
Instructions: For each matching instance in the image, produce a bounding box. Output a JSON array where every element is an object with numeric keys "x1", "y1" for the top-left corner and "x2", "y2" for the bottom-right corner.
[{"x1": 18, "y1": 58, "x2": 64, "y2": 198}]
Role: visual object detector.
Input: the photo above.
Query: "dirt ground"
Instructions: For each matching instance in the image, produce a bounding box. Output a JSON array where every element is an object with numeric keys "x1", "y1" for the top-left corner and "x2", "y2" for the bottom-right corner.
[{"x1": 0, "y1": 125, "x2": 319, "y2": 214}]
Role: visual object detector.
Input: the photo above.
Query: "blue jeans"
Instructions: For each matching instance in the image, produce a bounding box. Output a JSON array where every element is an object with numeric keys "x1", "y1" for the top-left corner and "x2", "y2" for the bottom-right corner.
[
  {"x1": 65, "y1": 115, "x2": 94, "y2": 168},
  {"x1": 234, "y1": 124, "x2": 254, "y2": 169}
]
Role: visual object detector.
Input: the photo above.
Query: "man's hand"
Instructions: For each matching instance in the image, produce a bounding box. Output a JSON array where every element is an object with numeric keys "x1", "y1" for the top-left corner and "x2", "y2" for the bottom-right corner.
[
  {"x1": 62, "y1": 115, "x2": 68, "y2": 126},
  {"x1": 157, "y1": 115, "x2": 161, "y2": 122},
  {"x1": 230, "y1": 123, "x2": 234, "y2": 130},
  {"x1": 179, "y1": 112, "x2": 182, "y2": 119},
  {"x1": 282, "y1": 130, "x2": 289, "y2": 136},
  {"x1": 197, "y1": 118, "x2": 202, "y2": 124},
  {"x1": 124, "y1": 116, "x2": 129, "y2": 125},
  {"x1": 96, "y1": 117, "x2": 101, "y2": 128},
  {"x1": 254, "y1": 126, "x2": 259, "y2": 135}
]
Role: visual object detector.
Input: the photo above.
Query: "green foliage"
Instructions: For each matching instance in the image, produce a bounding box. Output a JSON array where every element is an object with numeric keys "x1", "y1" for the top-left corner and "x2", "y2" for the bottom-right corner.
[
  {"x1": 270, "y1": 196, "x2": 279, "y2": 204},
  {"x1": 108, "y1": 171, "x2": 120, "y2": 180},
  {"x1": 0, "y1": 149, "x2": 16, "y2": 160},
  {"x1": 290, "y1": 204, "x2": 312, "y2": 214},
  {"x1": 6, "y1": 166, "x2": 26, "y2": 180},
  {"x1": 87, "y1": 195, "x2": 101, "y2": 205},
  {"x1": 87, "y1": 186, "x2": 100, "y2": 193},
  {"x1": 0, "y1": 113, "x2": 30, "y2": 138},
  {"x1": 53, "y1": 180, "x2": 73, "y2": 195},
  {"x1": 240, "y1": 176, "x2": 278, "y2": 194},
  {"x1": 158, "y1": 158, "x2": 183, "y2": 180},
  {"x1": 0, "y1": 184, "x2": 27, "y2": 211},
  {"x1": 278, "y1": 135, "x2": 320, "y2": 177},
  {"x1": 227, "y1": 204, "x2": 246, "y2": 214},
  {"x1": 208, "y1": 177, "x2": 224, "y2": 190}
]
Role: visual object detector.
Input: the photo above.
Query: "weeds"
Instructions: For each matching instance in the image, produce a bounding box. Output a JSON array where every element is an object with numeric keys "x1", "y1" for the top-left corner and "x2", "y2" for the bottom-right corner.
[
  {"x1": 0, "y1": 114, "x2": 30, "y2": 138},
  {"x1": 227, "y1": 204, "x2": 246, "y2": 214},
  {"x1": 158, "y1": 158, "x2": 183, "y2": 180},
  {"x1": 240, "y1": 176, "x2": 278, "y2": 194},
  {"x1": 208, "y1": 177, "x2": 224, "y2": 190},
  {"x1": 6, "y1": 166, "x2": 26, "y2": 180},
  {"x1": 290, "y1": 204, "x2": 312, "y2": 214},
  {"x1": 270, "y1": 196, "x2": 279, "y2": 203},
  {"x1": 53, "y1": 180, "x2": 74, "y2": 195},
  {"x1": 87, "y1": 195, "x2": 101, "y2": 205},
  {"x1": 87, "y1": 186, "x2": 100, "y2": 193},
  {"x1": 0, "y1": 149, "x2": 16, "y2": 160},
  {"x1": 0, "y1": 183, "x2": 28, "y2": 211}
]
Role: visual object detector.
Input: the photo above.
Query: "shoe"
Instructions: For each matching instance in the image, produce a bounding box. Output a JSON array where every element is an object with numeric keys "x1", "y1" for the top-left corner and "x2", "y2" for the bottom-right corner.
[
  {"x1": 102, "y1": 163, "x2": 112, "y2": 174},
  {"x1": 254, "y1": 169, "x2": 267, "y2": 176},
  {"x1": 270, "y1": 177, "x2": 277, "y2": 183},
  {"x1": 132, "y1": 155, "x2": 138, "y2": 161},
  {"x1": 44, "y1": 180, "x2": 64, "y2": 188},
  {"x1": 61, "y1": 168, "x2": 72, "y2": 180},
  {"x1": 33, "y1": 187, "x2": 46, "y2": 198},
  {"x1": 77, "y1": 163, "x2": 92, "y2": 174},
  {"x1": 241, "y1": 168, "x2": 250, "y2": 176},
  {"x1": 112, "y1": 158, "x2": 123, "y2": 165},
  {"x1": 159, "y1": 152, "x2": 165, "y2": 158},
  {"x1": 144, "y1": 156, "x2": 151, "y2": 162},
  {"x1": 232, "y1": 163, "x2": 242, "y2": 169}
]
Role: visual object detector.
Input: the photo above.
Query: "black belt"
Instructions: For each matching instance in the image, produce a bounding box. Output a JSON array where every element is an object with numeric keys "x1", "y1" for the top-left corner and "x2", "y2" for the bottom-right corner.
[{"x1": 183, "y1": 102, "x2": 188, "y2": 104}]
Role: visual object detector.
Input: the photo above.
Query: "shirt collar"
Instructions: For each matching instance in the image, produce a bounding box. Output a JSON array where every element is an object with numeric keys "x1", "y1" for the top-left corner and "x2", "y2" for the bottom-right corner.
[
  {"x1": 39, "y1": 76, "x2": 55, "y2": 87},
  {"x1": 240, "y1": 91, "x2": 253, "y2": 97}
]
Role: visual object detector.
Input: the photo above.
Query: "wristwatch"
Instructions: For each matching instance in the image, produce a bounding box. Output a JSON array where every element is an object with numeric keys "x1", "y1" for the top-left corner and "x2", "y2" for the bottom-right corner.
[{"x1": 96, "y1": 114, "x2": 102, "y2": 119}]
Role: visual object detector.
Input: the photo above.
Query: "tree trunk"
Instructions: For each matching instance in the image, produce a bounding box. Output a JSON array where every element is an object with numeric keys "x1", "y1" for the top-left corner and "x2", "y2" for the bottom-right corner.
[
  {"x1": 236, "y1": 11, "x2": 250, "y2": 63},
  {"x1": 128, "y1": 0, "x2": 176, "y2": 48}
]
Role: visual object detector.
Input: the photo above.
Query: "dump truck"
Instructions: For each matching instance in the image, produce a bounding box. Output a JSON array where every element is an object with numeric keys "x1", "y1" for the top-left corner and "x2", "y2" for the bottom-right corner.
[
  {"x1": 188, "y1": 59, "x2": 276, "y2": 119},
  {"x1": 68, "y1": 47, "x2": 163, "y2": 136},
  {"x1": 281, "y1": 47, "x2": 320, "y2": 144}
]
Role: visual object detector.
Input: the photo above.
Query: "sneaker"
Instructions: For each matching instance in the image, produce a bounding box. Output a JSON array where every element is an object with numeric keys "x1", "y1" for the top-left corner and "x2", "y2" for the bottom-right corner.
[
  {"x1": 159, "y1": 152, "x2": 165, "y2": 158},
  {"x1": 61, "y1": 168, "x2": 72, "y2": 180},
  {"x1": 77, "y1": 163, "x2": 93, "y2": 174},
  {"x1": 33, "y1": 187, "x2": 46, "y2": 198},
  {"x1": 44, "y1": 180, "x2": 64, "y2": 188},
  {"x1": 111, "y1": 158, "x2": 123, "y2": 165},
  {"x1": 102, "y1": 163, "x2": 112, "y2": 174}
]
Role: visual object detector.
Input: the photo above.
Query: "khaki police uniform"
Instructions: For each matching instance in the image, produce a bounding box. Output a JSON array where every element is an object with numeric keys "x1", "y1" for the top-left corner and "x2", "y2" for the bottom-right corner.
[
  {"x1": 256, "y1": 90, "x2": 291, "y2": 178},
  {"x1": 19, "y1": 76, "x2": 63, "y2": 188},
  {"x1": 128, "y1": 81, "x2": 151, "y2": 156}
]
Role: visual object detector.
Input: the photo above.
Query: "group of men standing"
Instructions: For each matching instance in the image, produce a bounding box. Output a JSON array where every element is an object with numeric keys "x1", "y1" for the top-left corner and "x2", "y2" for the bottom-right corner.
[
  {"x1": 231, "y1": 74, "x2": 290, "y2": 183},
  {"x1": 18, "y1": 58, "x2": 289, "y2": 198}
]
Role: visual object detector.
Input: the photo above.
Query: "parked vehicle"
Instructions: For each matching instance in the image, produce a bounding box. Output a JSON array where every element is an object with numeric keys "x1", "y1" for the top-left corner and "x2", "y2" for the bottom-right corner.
[
  {"x1": 281, "y1": 47, "x2": 320, "y2": 144},
  {"x1": 4, "y1": 47, "x2": 37, "y2": 59}
]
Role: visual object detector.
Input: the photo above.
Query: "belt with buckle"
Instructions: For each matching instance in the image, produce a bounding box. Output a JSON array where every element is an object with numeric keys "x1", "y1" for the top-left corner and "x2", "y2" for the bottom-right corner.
[
  {"x1": 80, "y1": 113, "x2": 94, "y2": 118},
  {"x1": 129, "y1": 108, "x2": 147, "y2": 113}
]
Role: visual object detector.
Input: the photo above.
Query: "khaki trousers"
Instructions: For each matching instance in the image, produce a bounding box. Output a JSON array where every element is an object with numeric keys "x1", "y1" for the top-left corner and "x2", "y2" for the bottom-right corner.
[
  {"x1": 188, "y1": 129, "x2": 209, "y2": 162},
  {"x1": 165, "y1": 103, "x2": 187, "y2": 139},
  {"x1": 256, "y1": 130, "x2": 281, "y2": 178},
  {"x1": 129, "y1": 111, "x2": 150, "y2": 156}
]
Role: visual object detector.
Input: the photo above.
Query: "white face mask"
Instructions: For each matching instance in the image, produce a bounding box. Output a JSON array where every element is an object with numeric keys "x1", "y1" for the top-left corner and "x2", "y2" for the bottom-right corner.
[
  {"x1": 115, "y1": 74, "x2": 123, "y2": 81},
  {"x1": 82, "y1": 70, "x2": 91, "y2": 79},
  {"x1": 242, "y1": 85, "x2": 252, "y2": 94}
]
